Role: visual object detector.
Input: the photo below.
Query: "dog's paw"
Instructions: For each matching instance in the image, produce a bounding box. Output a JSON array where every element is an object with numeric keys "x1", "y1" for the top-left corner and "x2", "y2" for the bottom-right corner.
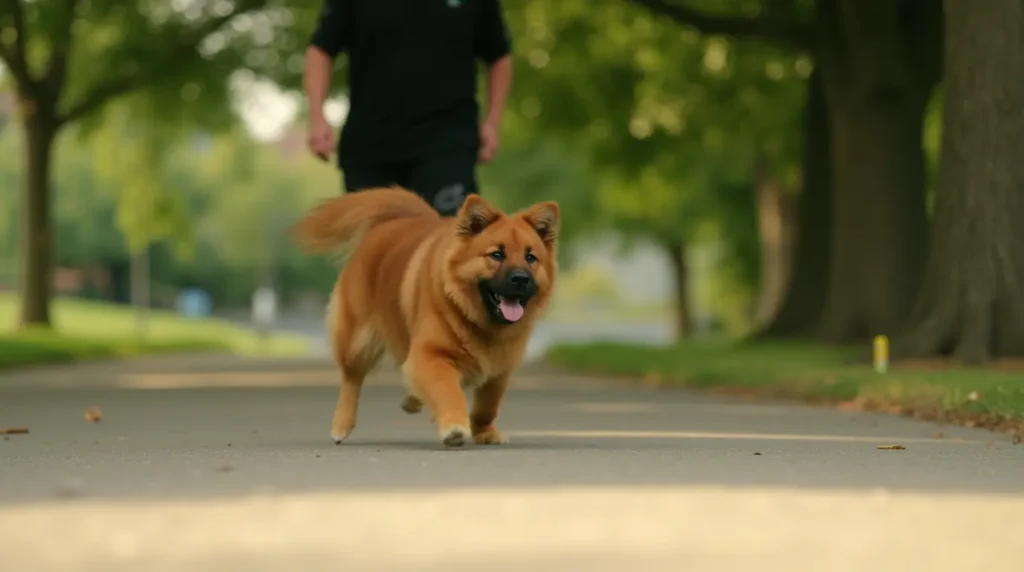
[
  {"x1": 440, "y1": 425, "x2": 471, "y2": 448},
  {"x1": 473, "y1": 427, "x2": 510, "y2": 445},
  {"x1": 400, "y1": 394, "x2": 423, "y2": 414}
]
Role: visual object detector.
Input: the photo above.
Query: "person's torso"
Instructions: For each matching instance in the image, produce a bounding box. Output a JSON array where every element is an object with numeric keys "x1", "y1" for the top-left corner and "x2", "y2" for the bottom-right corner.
[{"x1": 340, "y1": 0, "x2": 484, "y2": 162}]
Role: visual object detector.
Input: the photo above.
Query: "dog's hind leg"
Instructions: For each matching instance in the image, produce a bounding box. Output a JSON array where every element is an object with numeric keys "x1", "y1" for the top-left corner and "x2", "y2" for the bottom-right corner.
[{"x1": 326, "y1": 291, "x2": 384, "y2": 444}]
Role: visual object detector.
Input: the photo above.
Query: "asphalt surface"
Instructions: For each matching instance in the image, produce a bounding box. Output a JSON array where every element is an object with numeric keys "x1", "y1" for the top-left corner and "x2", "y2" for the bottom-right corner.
[{"x1": 2, "y1": 355, "x2": 1024, "y2": 571}]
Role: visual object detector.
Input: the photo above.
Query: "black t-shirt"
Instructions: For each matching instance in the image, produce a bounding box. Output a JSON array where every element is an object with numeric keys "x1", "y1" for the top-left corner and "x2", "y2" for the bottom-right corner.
[{"x1": 309, "y1": 0, "x2": 512, "y2": 165}]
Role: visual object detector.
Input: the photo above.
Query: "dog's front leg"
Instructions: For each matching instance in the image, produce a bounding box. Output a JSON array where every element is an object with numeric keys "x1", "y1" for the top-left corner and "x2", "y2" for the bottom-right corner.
[
  {"x1": 404, "y1": 348, "x2": 471, "y2": 448},
  {"x1": 471, "y1": 374, "x2": 510, "y2": 445}
]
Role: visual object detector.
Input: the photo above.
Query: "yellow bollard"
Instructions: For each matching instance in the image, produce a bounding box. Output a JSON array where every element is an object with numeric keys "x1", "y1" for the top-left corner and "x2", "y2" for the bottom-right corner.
[{"x1": 873, "y1": 335, "x2": 889, "y2": 374}]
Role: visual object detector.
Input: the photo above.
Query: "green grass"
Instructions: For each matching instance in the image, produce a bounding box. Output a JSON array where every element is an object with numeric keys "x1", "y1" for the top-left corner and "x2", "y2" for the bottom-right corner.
[
  {"x1": 546, "y1": 340, "x2": 1024, "y2": 430},
  {"x1": 0, "y1": 294, "x2": 311, "y2": 369}
]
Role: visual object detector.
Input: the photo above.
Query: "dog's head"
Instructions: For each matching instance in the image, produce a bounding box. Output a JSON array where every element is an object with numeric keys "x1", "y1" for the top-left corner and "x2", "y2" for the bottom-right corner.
[{"x1": 444, "y1": 195, "x2": 559, "y2": 328}]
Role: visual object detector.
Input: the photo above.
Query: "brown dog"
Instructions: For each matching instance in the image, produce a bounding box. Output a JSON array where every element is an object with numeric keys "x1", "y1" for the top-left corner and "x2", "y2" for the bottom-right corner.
[{"x1": 292, "y1": 187, "x2": 559, "y2": 448}]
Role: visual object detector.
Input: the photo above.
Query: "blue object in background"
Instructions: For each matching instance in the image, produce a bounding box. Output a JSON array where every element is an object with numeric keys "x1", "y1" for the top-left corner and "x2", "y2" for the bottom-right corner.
[{"x1": 177, "y1": 289, "x2": 212, "y2": 318}]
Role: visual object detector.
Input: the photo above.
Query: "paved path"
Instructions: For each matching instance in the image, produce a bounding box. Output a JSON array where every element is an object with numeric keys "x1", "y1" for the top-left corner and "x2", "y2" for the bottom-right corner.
[
  {"x1": 216, "y1": 309, "x2": 675, "y2": 360},
  {"x1": 2, "y1": 355, "x2": 1023, "y2": 571}
]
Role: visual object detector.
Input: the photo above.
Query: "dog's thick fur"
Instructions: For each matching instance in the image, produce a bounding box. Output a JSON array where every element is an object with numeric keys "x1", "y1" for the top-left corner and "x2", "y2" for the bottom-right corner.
[{"x1": 292, "y1": 187, "x2": 559, "y2": 447}]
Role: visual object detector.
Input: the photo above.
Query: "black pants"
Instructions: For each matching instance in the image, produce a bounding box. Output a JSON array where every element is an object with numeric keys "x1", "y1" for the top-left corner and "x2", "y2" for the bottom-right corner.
[{"x1": 341, "y1": 151, "x2": 478, "y2": 217}]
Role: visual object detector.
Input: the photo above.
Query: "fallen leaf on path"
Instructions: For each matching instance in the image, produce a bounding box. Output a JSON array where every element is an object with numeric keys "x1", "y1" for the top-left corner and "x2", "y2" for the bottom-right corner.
[
  {"x1": 877, "y1": 445, "x2": 906, "y2": 450},
  {"x1": 0, "y1": 427, "x2": 29, "y2": 435},
  {"x1": 641, "y1": 372, "x2": 663, "y2": 387},
  {"x1": 932, "y1": 431, "x2": 946, "y2": 439},
  {"x1": 84, "y1": 407, "x2": 103, "y2": 423},
  {"x1": 214, "y1": 464, "x2": 235, "y2": 473}
]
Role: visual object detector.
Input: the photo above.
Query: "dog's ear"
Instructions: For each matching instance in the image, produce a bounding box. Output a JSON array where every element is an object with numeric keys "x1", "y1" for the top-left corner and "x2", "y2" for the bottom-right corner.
[
  {"x1": 521, "y1": 201, "x2": 559, "y2": 247},
  {"x1": 456, "y1": 194, "x2": 501, "y2": 236}
]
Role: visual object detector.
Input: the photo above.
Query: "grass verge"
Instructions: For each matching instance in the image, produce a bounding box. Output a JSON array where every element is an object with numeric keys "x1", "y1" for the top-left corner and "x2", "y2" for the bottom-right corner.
[
  {"x1": 545, "y1": 340, "x2": 1024, "y2": 442},
  {"x1": 0, "y1": 294, "x2": 311, "y2": 369}
]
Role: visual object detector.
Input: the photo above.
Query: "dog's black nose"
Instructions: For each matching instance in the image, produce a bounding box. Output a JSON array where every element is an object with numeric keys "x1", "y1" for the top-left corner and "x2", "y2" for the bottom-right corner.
[{"x1": 508, "y1": 270, "x2": 533, "y2": 289}]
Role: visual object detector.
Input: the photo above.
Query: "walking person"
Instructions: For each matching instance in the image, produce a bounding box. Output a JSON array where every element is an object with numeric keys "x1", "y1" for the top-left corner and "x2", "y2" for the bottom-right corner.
[{"x1": 304, "y1": 0, "x2": 514, "y2": 216}]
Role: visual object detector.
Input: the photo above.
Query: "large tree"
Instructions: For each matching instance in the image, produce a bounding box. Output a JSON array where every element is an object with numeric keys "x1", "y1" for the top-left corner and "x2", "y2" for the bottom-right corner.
[
  {"x1": 897, "y1": 0, "x2": 1024, "y2": 364},
  {"x1": 504, "y1": 0, "x2": 807, "y2": 339},
  {"x1": 0, "y1": 0, "x2": 310, "y2": 327},
  {"x1": 755, "y1": 67, "x2": 831, "y2": 337},
  {"x1": 631, "y1": 0, "x2": 942, "y2": 342}
]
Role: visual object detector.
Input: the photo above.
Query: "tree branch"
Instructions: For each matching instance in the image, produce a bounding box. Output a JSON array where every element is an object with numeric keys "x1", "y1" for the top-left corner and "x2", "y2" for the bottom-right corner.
[
  {"x1": 627, "y1": 0, "x2": 814, "y2": 51},
  {"x1": 0, "y1": 0, "x2": 37, "y2": 94},
  {"x1": 57, "y1": 0, "x2": 270, "y2": 126},
  {"x1": 41, "y1": 0, "x2": 82, "y2": 98}
]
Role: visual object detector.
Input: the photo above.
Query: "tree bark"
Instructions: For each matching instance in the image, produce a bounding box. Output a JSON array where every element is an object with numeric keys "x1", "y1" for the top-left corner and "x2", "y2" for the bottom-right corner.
[
  {"x1": 752, "y1": 161, "x2": 795, "y2": 328},
  {"x1": 757, "y1": 68, "x2": 832, "y2": 338},
  {"x1": 896, "y1": 0, "x2": 1024, "y2": 363},
  {"x1": 814, "y1": 0, "x2": 941, "y2": 342},
  {"x1": 629, "y1": 0, "x2": 941, "y2": 344},
  {"x1": 666, "y1": 242, "x2": 690, "y2": 341},
  {"x1": 18, "y1": 105, "x2": 58, "y2": 327},
  {"x1": 818, "y1": 88, "x2": 929, "y2": 340}
]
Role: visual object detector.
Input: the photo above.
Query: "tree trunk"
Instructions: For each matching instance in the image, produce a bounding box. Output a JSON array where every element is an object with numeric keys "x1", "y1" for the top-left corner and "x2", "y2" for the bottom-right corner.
[
  {"x1": 18, "y1": 106, "x2": 58, "y2": 328},
  {"x1": 757, "y1": 68, "x2": 833, "y2": 338},
  {"x1": 897, "y1": 0, "x2": 1024, "y2": 363},
  {"x1": 666, "y1": 242, "x2": 689, "y2": 341},
  {"x1": 818, "y1": 89, "x2": 929, "y2": 340},
  {"x1": 752, "y1": 158, "x2": 797, "y2": 329},
  {"x1": 813, "y1": 0, "x2": 941, "y2": 342}
]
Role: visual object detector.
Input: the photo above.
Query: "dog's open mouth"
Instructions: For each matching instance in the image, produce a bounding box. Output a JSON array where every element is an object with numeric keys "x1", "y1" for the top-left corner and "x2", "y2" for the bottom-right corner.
[{"x1": 480, "y1": 284, "x2": 527, "y2": 324}]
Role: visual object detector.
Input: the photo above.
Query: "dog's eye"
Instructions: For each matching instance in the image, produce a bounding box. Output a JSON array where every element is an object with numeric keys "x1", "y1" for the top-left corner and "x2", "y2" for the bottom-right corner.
[
  {"x1": 525, "y1": 253, "x2": 538, "y2": 264},
  {"x1": 488, "y1": 251, "x2": 505, "y2": 262}
]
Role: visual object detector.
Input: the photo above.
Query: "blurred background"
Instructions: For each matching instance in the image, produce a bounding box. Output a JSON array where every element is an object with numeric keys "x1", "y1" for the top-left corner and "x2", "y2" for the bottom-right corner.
[
  {"x1": 0, "y1": 0, "x2": 1017, "y2": 381},
  {"x1": 5, "y1": 4, "x2": 1024, "y2": 565}
]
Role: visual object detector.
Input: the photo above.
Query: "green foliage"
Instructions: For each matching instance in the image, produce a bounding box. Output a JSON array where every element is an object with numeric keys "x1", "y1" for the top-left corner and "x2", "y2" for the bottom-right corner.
[
  {"x1": 506, "y1": 1, "x2": 806, "y2": 237},
  {"x1": 0, "y1": 0, "x2": 332, "y2": 256},
  {"x1": 2, "y1": 0, "x2": 814, "y2": 331},
  {"x1": 480, "y1": 136, "x2": 602, "y2": 266},
  {"x1": 702, "y1": 175, "x2": 761, "y2": 334},
  {"x1": 0, "y1": 109, "x2": 341, "y2": 308},
  {"x1": 500, "y1": 0, "x2": 808, "y2": 323}
]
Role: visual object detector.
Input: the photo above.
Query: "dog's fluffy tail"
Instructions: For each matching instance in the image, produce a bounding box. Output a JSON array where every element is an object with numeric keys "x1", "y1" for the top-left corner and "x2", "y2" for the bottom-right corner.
[{"x1": 292, "y1": 186, "x2": 439, "y2": 254}]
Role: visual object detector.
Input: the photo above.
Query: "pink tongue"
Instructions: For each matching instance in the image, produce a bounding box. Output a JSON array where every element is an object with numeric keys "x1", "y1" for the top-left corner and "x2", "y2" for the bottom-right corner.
[{"x1": 498, "y1": 297, "x2": 525, "y2": 322}]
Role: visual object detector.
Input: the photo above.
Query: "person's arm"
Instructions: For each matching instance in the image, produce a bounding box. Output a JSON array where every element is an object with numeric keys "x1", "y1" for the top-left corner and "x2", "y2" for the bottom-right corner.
[
  {"x1": 305, "y1": 0, "x2": 350, "y2": 118},
  {"x1": 482, "y1": 54, "x2": 512, "y2": 131},
  {"x1": 304, "y1": 0, "x2": 351, "y2": 159},
  {"x1": 304, "y1": 47, "x2": 334, "y2": 125},
  {"x1": 476, "y1": 0, "x2": 513, "y2": 127},
  {"x1": 475, "y1": 0, "x2": 513, "y2": 162}
]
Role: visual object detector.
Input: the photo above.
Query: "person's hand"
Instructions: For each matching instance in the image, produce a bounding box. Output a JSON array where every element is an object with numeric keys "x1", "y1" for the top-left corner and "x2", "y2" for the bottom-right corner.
[
  {"x1": 307, "y1": 115, "x2": 335, "y2": 162},
  {"x1": 478, "y1": 121, "x2": 500, "y2": 163}
]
